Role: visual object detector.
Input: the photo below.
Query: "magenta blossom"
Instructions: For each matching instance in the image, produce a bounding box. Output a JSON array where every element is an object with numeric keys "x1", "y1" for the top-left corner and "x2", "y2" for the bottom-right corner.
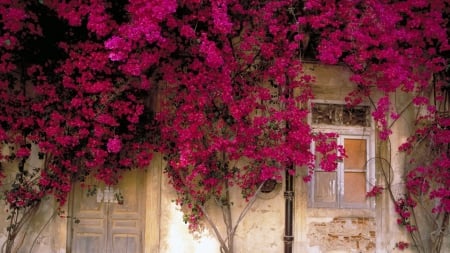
[{"x1": 106, "y1": 137, "x2": 122, "y2": 153}]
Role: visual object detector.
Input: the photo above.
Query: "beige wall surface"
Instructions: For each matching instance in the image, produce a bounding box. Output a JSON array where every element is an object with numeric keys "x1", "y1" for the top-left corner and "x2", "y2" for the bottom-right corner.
[
  {"x1": 1, "y1": 64, "x2": 449, "y2": 253},
  {"x1": 0, "y1": 144, "x2": 67, "y2": 253}
]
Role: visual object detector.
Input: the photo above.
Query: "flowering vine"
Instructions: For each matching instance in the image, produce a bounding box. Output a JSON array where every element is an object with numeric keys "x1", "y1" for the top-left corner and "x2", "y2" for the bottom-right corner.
[
  {"x1": 0, "y1": 1, "x2": 157, "y2": 251},
  {"x1": 0, "y1": 1, "x2": 448, "y2": 253},
  {"x1": 304, "y1": 1, "x2": 448, "y2": 251}
]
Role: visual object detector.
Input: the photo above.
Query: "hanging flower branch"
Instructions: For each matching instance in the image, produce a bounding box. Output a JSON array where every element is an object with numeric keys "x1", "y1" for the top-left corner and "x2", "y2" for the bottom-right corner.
[
  {"x1": 0, "y1": 0, "x2": 448, "y2": 253},
  {"x1": 0, "y1": 1, "x2": 157, "y2": 252}
]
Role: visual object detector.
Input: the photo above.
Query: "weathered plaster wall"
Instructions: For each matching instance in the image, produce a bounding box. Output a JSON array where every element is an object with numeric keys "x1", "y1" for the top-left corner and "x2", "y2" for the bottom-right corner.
[
  {"x1": 293, "y1": 63, "x2": 450, "y2": 253},
  {"x1": 292, "y1": 63, "x2": 375, "y2": 253},
  {"x1": 0, "y1": 144, "x2": 67, "y2": 253},
  {"x1": 157, "y1": 155, "x2": 285, "y2": 253},
  {"x1": 1, "y1": 63, "x2": 448, "y2": 253},
  {"x1": 305, "y1": 62, "x2": 355, "y2": 101},
  {"x1": 295, "y1": 179, "x2": 379, "y2": 253}
]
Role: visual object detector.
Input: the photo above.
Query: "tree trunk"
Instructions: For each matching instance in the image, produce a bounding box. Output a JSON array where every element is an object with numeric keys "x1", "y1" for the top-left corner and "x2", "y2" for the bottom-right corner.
[
  {"x1": 201, "y1": 182, "x2": 265, "y2": 253},
  {"x1": 2, "y1": 203, "x2": 39, "y2": 253}
]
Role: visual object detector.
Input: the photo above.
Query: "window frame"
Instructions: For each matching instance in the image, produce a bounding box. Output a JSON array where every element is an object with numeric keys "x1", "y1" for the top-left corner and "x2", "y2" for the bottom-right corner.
[{"x1": 308, "y1": 100, "x2": 375, "y2": 209}]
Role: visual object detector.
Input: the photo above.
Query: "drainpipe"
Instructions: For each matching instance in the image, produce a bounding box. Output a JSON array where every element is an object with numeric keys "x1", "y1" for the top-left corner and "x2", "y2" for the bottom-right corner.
[
  {"x1": 284, "y1": 166, "x2": 294, "y2": 253},
  {"x1": 282, "y1": 79, "x2": 295, "y2": 253}
]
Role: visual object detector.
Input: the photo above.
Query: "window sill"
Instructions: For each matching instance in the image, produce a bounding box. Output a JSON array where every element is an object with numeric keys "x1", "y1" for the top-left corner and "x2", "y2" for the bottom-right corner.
[{"x1": 306, "y1": 207, "x2": 375, "y2": 218}]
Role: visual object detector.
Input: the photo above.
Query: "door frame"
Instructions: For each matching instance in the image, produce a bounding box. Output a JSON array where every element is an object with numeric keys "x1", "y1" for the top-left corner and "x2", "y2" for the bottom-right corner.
[{"x1": 66, "y1": 153, "x2": 163, "y2": 253}]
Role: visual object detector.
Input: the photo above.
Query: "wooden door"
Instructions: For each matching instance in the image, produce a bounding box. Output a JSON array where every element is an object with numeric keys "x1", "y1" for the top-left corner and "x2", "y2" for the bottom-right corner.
[{"x1": 70, "y1": 170, "x2": 146, "y2": 253}]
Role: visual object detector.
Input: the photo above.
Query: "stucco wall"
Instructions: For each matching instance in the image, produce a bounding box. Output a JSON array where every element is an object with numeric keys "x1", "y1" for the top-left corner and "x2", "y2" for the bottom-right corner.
[
  {"x1": 158, "y1": 155, "x2": 285, "y2": 253},
  {"x1": 293, "y1": 63, "x2": 409, "y2": 253},
  {"x1": 0, "y1": 144, "x2": 67, "y2": 253},
  {"x1": 1, "y1": 64, "x2": 448, "y2": 253}
]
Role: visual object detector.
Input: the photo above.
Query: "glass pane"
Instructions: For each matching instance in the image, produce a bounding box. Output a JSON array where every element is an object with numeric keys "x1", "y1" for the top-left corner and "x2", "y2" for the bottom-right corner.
[
  {"x1": 344, "y1": 138, "x2": 367, "y2": 171},
  {"x1": 343, "y1": 172, "x2": 366, "y2": 203},
  {"x1": 314, "y1": 150, "x2": 323, "y2": 169},
  {"x1": 314, "y1": 171, "x2": 337, "y2": 203}
]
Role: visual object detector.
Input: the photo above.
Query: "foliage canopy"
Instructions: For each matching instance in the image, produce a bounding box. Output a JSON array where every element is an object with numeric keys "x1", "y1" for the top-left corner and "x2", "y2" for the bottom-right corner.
[{"x1": 0, "y1": 0, "x2": 448, "y2": 252}]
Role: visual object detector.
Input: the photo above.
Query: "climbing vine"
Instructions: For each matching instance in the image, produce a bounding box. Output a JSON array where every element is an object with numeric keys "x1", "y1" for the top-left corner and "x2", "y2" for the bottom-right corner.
[{"x1": 0, "y1": 1, "x2": 448, "y2": 253}]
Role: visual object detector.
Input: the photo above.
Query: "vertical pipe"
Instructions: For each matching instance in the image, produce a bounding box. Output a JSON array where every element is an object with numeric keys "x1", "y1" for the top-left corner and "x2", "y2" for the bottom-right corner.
[
  {"x1": 282, "y1": 76, "x2": 295, "y2": 253},
  {"x1": 284, "y1": 166, "x2": 294, "y2": 253}
]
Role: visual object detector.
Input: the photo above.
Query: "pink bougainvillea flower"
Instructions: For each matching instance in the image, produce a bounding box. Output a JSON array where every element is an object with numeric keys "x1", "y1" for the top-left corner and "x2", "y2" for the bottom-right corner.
[
  {"x1": 15, "y1": 147, "x2": 31, "y2": 158},
  {"x1": 106, "y1": 137, "x2": 122, "y2": 153},
  {"x1": 395, "y1": 241, "x2": 409, "y2": 250},
  {"x1": 366, "y1": 185, "x2": 384, "y2": 198}
]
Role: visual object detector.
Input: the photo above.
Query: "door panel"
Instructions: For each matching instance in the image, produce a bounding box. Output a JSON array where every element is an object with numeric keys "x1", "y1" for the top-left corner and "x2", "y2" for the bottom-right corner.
[
  {"x1": 108, "y1": 170, "x2": 145, "y2": 252},
  {"x1": 71, "y1": 176, "x2": 107, "y2": 253},
  {"x1": 70, "y1": 170, "x2": 145, "y2": 253},
  {"x1": 112, "y1": 235, "x2": 138, "y2": 253},
  {"x1": 72, "y1": 234, "x2": 103, "y2": 253}
]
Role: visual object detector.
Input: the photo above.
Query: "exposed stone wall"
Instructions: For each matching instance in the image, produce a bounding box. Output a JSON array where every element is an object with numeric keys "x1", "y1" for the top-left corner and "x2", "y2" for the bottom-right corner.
[{"x1": 308, "y1": 217, "x2": 376, "y2": 253}]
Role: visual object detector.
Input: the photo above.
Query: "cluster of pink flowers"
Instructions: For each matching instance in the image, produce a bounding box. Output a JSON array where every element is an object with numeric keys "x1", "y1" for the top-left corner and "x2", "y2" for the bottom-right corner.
[
  {"x1": 307, "y1": 2, "x2": 448, "y2": 248},
  {"x1": 0, "y1": 1, "x2": 447, "y2": 240},
  {"x1": 0, "y1": 0, "x2": 157, "y2": 208},
  {"x1": 395, "y1": 241, "x2": 409, "y2": 251},
  {"x1": 305, "y1": 0, "x2": 448, "y2": 136},
  {"x1": 395, "y1": 196, "x2": 418, "y2": 233},
  {"x1": 106, "y1": 137, "x2": 122, "y2": 153},
  {"x1": 138, "y1": 0, "x2": 320, "y2": 228},
  {"x1": 5, "y1": 175, "x2": 44, "y2": 209},
  {"x1": 366, "y1": 185, "x2": 384, "y2": 198},
  {"x1": 5, "y1": 188, "x2": 38, "y2": 208},
  {"x1": 401, "y1": 115, "x2": 450, "y2": 215}
]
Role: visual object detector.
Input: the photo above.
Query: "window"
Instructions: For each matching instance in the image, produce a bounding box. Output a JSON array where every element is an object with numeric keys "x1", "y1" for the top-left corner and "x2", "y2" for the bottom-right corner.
[{"x1": 308, "y1": 101, "x2": 374, "y2": 209}]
